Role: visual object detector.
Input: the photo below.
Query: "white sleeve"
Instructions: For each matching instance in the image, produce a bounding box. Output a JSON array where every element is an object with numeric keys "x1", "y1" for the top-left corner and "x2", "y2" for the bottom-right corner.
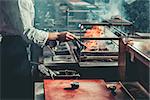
[{"x1": 18, "y1": 0, "x2": 49, "y2": 47}]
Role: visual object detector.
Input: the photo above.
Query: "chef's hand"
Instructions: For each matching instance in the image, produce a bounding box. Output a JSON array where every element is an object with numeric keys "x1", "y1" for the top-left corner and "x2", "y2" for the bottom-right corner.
[
  {"x1": 48, "y1": 32, "x2": 75, "y2": 42},
  {"x1": 57, "y1": 31, "x2": 75, "y2": 42}
]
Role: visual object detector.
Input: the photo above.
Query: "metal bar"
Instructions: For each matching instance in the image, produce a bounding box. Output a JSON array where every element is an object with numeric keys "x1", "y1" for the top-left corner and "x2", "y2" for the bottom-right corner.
[
  {"x1": 79, "y1": 62, "x2": 118, "y2": 67},
  {"x1": 118, "y1": 38, "x2": 126, "y2": 80},
  {"x1": 110, "y1": 26, "x2": 149, "y2": 39},
  {"x1": 111, "y1": 40, "x2": 119, "y2": 46},
  {"x1": 103, "y1": 17, "x2": 133, "y2": 26},
  {"x1": 80, "y1": 56, "x2": 118, "y2": 61},
  {"x1": 80, "y1": 22, "x2": 110, "y2": 26},
  {"x1": 80, "y1": 37, "x2": 119, "y2": 40},
  {"x1": 80, "y1": 56, "x2": 118, "y2": 59},
  {"x1": 121, "y1": 19, "x2": 133, "y2": 25},
  {"x1": 107, "y1": 21, "x2": 133, "y2": 26},
  {"x1": 111, "y1": 26, "x2": 127, "y2": 36},
  {"x1": 119, "y1": 82, "x2": 136, "y2": 100},
  {"x1": 136, "y1": 82, "x2": 150, "y2": 97},
  {"x1": 81, "y1": 51, "x2": 118, "y2": 56},
  {"x1": 80, "y1": 21, "x2": 132, "y2": 26}
]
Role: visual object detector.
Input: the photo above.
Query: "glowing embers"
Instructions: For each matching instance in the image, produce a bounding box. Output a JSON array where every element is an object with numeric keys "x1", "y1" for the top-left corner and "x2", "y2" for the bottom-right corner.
[
  {"x1": 83, "y1": 25, "x2": 108, "y2": 51},
  {"x1": 84, "y1": 25, "x2": 104, "y2": 38}
]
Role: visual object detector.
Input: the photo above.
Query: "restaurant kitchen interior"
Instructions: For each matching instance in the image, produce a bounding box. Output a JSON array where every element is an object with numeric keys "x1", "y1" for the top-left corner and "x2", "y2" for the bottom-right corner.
[{"x1": 1, "y1": 0, "x2": 150, "y2": 100}]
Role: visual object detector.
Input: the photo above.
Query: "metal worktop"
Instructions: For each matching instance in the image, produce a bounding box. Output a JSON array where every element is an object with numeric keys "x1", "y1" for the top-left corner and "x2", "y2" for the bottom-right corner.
[{"x1": 127, "y1": 39, "x2": 150, "y2": 66}]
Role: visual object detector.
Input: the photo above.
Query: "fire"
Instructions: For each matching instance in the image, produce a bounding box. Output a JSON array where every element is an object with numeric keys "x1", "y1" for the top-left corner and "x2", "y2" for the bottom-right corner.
[
  {"x1": 83, "y1": 25, "x2": 104, "y2": 51},
  {"x1": 84, "y1": 25, "x2": 104, "y2": 38}
]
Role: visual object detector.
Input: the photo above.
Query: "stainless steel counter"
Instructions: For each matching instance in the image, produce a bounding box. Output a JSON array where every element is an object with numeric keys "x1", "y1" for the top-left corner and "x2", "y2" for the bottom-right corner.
[{"x1": 127, "y1": 39, "x2": 150, "y2": 66}]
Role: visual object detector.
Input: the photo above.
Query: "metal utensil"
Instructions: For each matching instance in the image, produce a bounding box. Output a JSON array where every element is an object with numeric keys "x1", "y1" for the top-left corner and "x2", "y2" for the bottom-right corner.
[{"x1": 74, "y1": 37, "x2": 87, "y2": 49}]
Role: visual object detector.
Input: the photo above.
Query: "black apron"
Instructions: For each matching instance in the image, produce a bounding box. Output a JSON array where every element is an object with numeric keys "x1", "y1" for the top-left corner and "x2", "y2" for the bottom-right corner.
[{"x1": 1, "y1": 36, "x2": 32, "y2": 100}]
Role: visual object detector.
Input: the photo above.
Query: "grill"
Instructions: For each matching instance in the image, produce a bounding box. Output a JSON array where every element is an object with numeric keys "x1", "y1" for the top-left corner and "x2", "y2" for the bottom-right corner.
[
  {"x1": 43, "y1": 20, "x2": 129, "y2": 69},
  {"x1": 71, "y1": 24, "x2": 120, "y2": 67}
]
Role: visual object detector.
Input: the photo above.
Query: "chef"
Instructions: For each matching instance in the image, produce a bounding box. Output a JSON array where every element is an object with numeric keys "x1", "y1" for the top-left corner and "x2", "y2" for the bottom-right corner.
[{"x1": 0, "y1": 0, "x2": 75, "y2": 99}]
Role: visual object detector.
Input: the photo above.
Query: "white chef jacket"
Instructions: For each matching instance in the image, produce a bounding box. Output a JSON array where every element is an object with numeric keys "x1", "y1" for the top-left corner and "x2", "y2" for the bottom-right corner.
[{"x1": 0, "y1": 0, "x2": 49, "y2": 47}]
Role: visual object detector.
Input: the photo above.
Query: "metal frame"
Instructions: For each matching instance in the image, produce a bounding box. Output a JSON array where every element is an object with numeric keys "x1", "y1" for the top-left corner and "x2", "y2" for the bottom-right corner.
[{"x1": 76, "y1": 25, "x2": 120, "y2": 67}]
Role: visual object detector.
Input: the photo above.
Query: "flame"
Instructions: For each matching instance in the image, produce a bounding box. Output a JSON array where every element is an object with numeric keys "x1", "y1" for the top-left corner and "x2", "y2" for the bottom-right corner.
[{"x1": 83, "y1": 25, "x2": 104, "y2": 51}]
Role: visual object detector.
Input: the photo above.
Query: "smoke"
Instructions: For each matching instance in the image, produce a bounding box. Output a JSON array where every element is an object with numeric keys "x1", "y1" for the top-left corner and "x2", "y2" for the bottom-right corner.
[
  {"x1": 103, "y1": 0, "x2": 137, "y2": 19},
  {"x1": 103, "y1": 0, "x2": 124, "y2": 19},
  {"x1": 88, "y1": 0, "x2": 137, "y2": 21},
  {"x1": 87, "y1": 0, "x2": 123, "y2": 22}
]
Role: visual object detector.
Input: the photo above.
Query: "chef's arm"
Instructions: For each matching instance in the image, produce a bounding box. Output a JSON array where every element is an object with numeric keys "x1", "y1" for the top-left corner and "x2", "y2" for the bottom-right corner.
[{"x1": 18, "y1": 0, "x2": 75, "y2": 47}]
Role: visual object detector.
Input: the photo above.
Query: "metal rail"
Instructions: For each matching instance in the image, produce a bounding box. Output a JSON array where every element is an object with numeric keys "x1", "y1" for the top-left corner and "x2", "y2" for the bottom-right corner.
[{"x1": 119, "y1": 82, "x2": 136, "y2": 100}]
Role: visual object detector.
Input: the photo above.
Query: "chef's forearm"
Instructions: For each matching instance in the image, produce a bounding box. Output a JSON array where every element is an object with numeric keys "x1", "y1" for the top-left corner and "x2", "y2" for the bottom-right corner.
[
  {"x1": 48, "y1": 32, "x2": 60, "y2": 40},
  {"x1": 23, "y1": 28, "x2": 49, "y2": 47}
]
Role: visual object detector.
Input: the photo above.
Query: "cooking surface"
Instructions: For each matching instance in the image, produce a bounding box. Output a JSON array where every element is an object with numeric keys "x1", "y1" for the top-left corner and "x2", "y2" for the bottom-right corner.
[{"x1": 44, "y1": 80, "x2": 114, "y2": 100}]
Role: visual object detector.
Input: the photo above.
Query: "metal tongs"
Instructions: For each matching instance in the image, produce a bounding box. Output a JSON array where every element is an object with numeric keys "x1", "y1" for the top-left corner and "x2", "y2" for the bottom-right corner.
[
  {"x1": 30, "y1": 61, "x2": 56, "y2": 80},
  {"x1": 74, "y1": 37, "x2": 87, "y2": 49}
]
